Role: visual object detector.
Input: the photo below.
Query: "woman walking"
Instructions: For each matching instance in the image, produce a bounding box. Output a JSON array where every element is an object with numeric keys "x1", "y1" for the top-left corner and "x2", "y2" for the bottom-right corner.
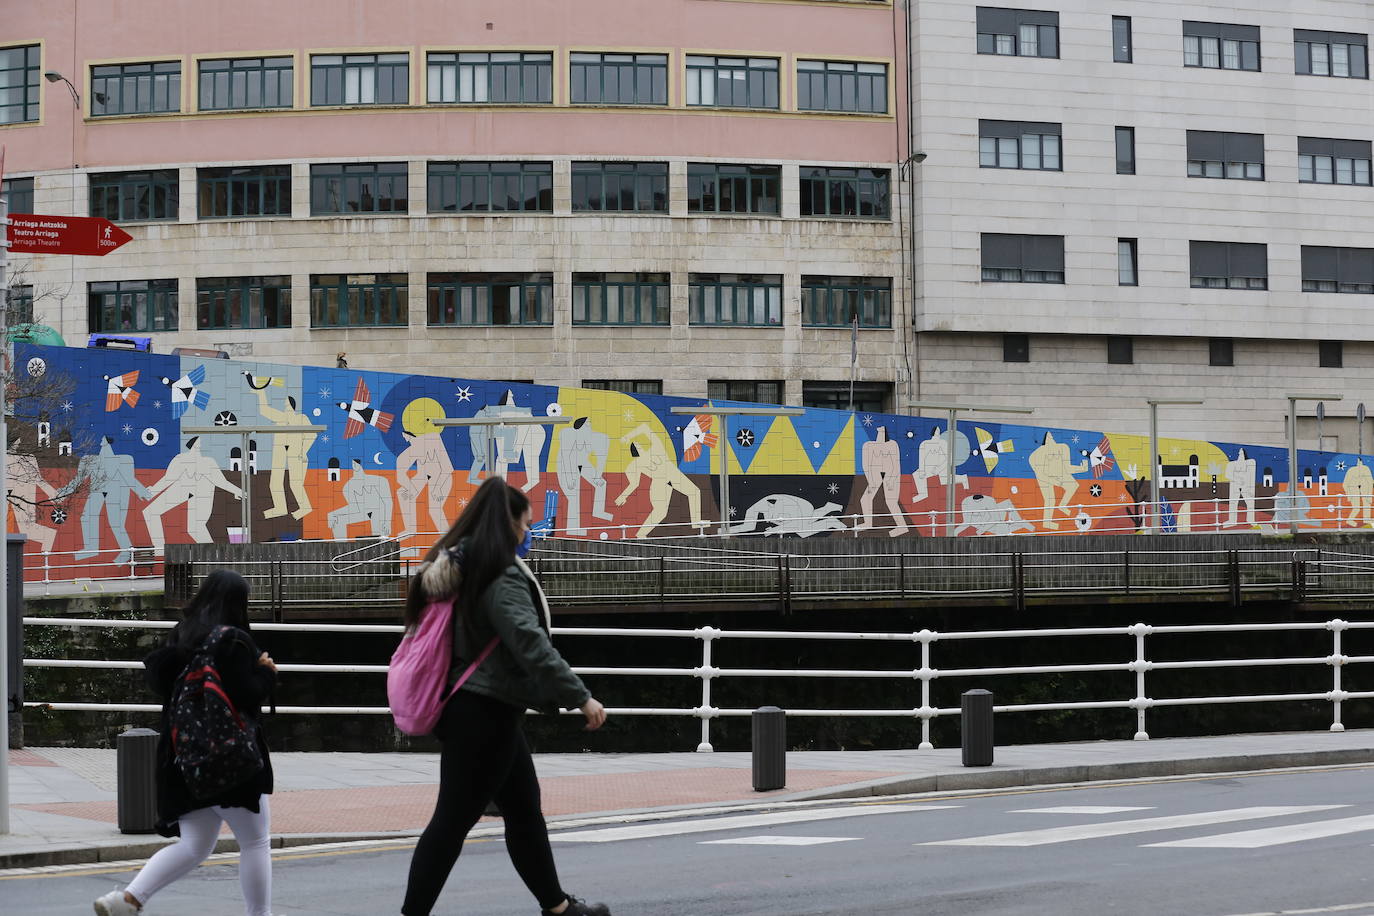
[
  {"x1": 94, "y1": 569, "x2": 277, "y2": 916},
  {"x1": 402, "y1": 477, "x2": 611, "y2": 916}
]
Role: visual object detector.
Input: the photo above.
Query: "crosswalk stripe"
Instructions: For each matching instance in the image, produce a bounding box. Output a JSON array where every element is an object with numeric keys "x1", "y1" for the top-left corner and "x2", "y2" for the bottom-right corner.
[
  {"x1": 922, "y1": 806, "x2": 1345, "y2": 847},
  {"x1": 1146, "y1": 813, "x2": 1374, "y2": 849},
  {"x1": 552, "y1": 803, "x2": 959, "y2": 843},
  {"x1": 1010, "y1": 806, "x2": 1154, "y2": 815},
  {"x1": 700, "y1": 836, "x2": 861, "y2": 846}
]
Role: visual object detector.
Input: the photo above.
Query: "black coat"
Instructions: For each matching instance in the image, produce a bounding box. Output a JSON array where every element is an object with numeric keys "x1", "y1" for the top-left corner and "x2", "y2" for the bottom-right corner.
[{"x1": 143, "y1": 625, "x2": 276, "y2": 836}]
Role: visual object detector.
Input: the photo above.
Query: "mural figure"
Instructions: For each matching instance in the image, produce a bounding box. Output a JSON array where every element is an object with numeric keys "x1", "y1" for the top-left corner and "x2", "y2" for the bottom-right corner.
[
  {"x1": 328, "y1": 459, "x2": 395, "y2": 539},
  {"x1": 556, "y1": 417, "x2": 613, "y2": 536},
  {"x1": 857, "y1": 425, "x2": 908, "y2": 535},
  {"x1": 103, "y1": 370, "x2": 140, "y2": 411},
  {"x1": 615, "y1": 423, "x2": 705, "y2": 538},
  {"x1": 1269, "y1": 490, "x2": 1313, "y2": 530},
  {"x1": 338, "y1": 377, "x2": 394, "y2": 438},
  {"x1": 59, "y1": 438, "x2": 150, "y2": 565},
  {"x1": 1345, "y1": 461, "x2": 1374, "y2": 527},
  {"x1": 254, "y1": 388, "x2": 317, "y2": 520},
  {"x1": 728, "y1": 495, "x2": 847, "y2": 537},
  {"x1": 160, "y1": 365, "x2": 211, "y2": 420},
  {"x1": 467, "y1": 391, "x2": 546, "y2": 491},
  {"x1": 7, "y1": 440, "x2": 60, "y2": 553},
  {"x1": 396, "y1": 429, "x2": 454, "y2": 534},
  {"x1": 1028, "y1": 431, "x2": 1087, "y2": 530},
  {"x1": 143, "y1": 437, "x2": 243, "y2": 550},
  {"x1": 1223, "y1": 447, "x2": 1257, "y2": 528},
  {"x1": 952, "y1": 493, "x2": 1035, "y2": 537},
  {"x1": 912, "y1": 427, "x2": 971, "y2": 502}
]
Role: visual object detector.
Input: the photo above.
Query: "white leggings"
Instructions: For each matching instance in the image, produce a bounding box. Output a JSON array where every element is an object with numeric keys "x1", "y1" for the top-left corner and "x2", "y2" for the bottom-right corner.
[{"x1": 125, "y1": 797, "x2": 271, "y2": 916}]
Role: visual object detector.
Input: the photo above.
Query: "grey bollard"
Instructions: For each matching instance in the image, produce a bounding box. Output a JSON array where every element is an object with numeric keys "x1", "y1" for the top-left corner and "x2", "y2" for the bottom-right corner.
[
  {"x1": 117, "y1": 728, "x2": 160, "y2": 834},
  {"x1": 752, "y1": 706, "x2": 786, "y2": 791},
  {"x1": 961, "y1": 689, "x2": 994, "y2": 767}
]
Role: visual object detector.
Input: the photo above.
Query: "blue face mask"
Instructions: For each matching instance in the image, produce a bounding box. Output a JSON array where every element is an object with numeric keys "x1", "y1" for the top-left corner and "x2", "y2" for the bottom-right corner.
[{"x1": 516, "y1": 529, "x2": 533, "y2": 559}]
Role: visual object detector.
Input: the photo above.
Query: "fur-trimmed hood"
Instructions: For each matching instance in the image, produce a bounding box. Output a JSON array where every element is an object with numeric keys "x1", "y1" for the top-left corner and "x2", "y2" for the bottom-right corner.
[{"x1": 417, "y1": 547, "x2": 462, "y2": 600}]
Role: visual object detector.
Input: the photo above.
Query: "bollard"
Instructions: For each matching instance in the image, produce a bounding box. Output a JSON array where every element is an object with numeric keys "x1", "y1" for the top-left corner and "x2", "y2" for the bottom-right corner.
[
  {"x1": 751, "y1": 706, "x2": 786, "y2": 791},
  {"x1": 117, "y1": 728, "x2": 160, "y2": 834},
  {"x1": 961, "y1": 689, "x2": 994, "y2": 767}
]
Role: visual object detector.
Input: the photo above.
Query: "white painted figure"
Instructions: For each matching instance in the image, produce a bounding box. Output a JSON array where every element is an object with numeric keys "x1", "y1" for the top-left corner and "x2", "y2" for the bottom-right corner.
[
  {"x1": 911, "y1": 427, "x2": 971, "y2": 503},
  {"x1": 1028, "y1": 431, "x2": 1087, "y2": 530},
  {"x1": 6, "y1": 438, "x2": 60, "y2": 553},
  {"x1": 254, "y1": 388, "x2": 317, "y2": 520},
  {"x1": 467, "y1": 391, "x2": 546, "y2": 492},
  {"x1": 142, "y1": 437, "x2": 243, "y2": 550},
  {"x1": 59, "y1": 438, "x2": 151, "y2": 565},
  {"x1": 1223, "y1": 447, "x2": 1257, "y2": 527},
  {"x1": 1344, "y1": 461, "x2": 1373, "y2": 527},
  {"x1": 952, "y1": 493, "x2": 1035, "y2": 537},
  {"x1": 328, "y1": 459, "x2": 395, "y2": 539},
  {"x1": 857, "y1": 425, "x2": 908, "y2": 535},
  {"x1": 396, "y1": 429, "x2": 453, "y2": 534},
  {"x1": 556, "y1": 417, "x2": 613, "y2": 536},
  {"x1": 727, "y1": 494, "x2": 847, "y2": 537},
  {"x1": 615, "y1": 423, "x2": 705, "y2": 538}
]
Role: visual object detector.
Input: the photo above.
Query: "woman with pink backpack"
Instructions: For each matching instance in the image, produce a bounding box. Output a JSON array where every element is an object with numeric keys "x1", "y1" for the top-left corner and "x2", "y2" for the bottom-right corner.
[{"x1": 399, "y1": 477, "x2": 611, "y2": 916}]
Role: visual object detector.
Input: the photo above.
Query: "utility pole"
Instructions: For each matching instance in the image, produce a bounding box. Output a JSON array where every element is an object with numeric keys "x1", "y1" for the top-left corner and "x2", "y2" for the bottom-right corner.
[
  {"x1": 1286, "y1": 394, "x2": 1342, "y2": 536},
  {"x1": 1145, "y1": 399, "x2": 1203, "y2": 533}
]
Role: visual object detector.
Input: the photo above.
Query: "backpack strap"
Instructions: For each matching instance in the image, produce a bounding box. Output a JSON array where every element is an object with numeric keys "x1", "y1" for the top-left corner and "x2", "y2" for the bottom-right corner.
[{"x1": 442, "y1": 637, "x2": 499, "y2": 705}]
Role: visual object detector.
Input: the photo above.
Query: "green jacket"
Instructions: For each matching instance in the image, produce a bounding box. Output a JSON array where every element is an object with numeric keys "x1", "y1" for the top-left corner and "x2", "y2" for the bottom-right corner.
[{"x1": 419, "y1": 548, "x2": 590, "y2": 713}]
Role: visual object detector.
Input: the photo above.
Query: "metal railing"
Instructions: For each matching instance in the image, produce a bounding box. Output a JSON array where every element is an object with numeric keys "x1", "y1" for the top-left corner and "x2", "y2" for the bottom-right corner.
[{"x1": 21, "y1": 615, "x2": 1374, "y2": 751}]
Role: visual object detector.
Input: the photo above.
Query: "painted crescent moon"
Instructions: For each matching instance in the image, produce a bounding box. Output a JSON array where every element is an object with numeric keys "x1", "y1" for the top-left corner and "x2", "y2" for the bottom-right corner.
[{"x1": 373, "y1": 451, "x2": 384, "y2": 465}]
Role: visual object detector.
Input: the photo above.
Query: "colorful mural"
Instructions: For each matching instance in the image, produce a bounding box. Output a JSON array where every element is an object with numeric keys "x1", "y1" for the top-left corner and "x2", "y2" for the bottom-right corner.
[{"x1": 9, "y1": 344, "x2": 1372, "y2": 580}]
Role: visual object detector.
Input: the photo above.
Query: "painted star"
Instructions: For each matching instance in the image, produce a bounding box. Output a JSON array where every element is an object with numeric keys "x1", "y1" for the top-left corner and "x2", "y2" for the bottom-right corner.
[
  {"x1": 458, "y1": 497, "x2": 469, "y2": 508},
  {"x1": 320, "y1": 434, "x2": 330, "y2": 444},
  {"x1": 735, "y1": 428, "x2": 755, "y2": 448},
  {"x1": 1337, "y1": 460, "x2": 1348, "y2": 471},
  {"x1": 728, "y1": 505, "x2": 737, "y2": 518},
  {"x1": 61, "y1": 400, "x2": 73, "y2": 412},
  {"x1": 153, "y1": 400, "x2": 163, "y2": 409},
  {"x1": 624, "y1": 409, "x2": 636, "y2": 423},
  {"x1": 827, "y1": 482, "x2": 839, "y2": 495},
  {"x1": 456, "y1": 386, "x2": 473, "y2": 402},
  {"x1": 318, "y1": 386, "x2": 332, "y2": 400},
  {"x1": 1070, "y1": 435, "x2": 1080, "y2": 444},
  {"x1": 1118, "y1": 494, "x2": 1129, "y2": 502},
  {"x1": 1090, "y1": 484, "x2": 1102, "y2": 498},
  {"x1": 121, "y1": 424, "x2": 133, "y2": 436},
  {"x1": 862, "y1": 415, "x2": 874, "y2": 427}
]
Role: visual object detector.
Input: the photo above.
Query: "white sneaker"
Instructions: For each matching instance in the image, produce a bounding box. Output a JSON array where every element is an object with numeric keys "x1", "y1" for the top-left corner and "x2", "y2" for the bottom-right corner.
[{"x1": 93, "y1": 889, "x2": 140, "y2": 915}]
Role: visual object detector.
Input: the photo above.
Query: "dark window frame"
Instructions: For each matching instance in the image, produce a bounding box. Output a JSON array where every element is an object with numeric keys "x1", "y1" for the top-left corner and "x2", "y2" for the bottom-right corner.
[
  {"x1": 976, "y1": 7, "x2": 1060, "y2": 59},
  {"x1": 687, "y1": 163, "x2": 781, "y2": 215},
  {"x1": 310, "y1": 162, "x2": 409, "y2": 215},
  {"x1": 689, "y1": 273, "x2": 783, "y2": 326},
  {"x1": 707, "y1": 380, "x2": 785, "y2": 404},
  {"x1": 572, "y1": 272, "x2": 670, "y2": 325},
  {"x1": 310, "y1": 273, "x2": 409, "y2": 328},
  {"x1": 685, "y1": 55, "x2": 780, "y2": 109},
  {"x1": 1113, "y1": 16, "x2": 1133, "y2": 63},
  {"x1": 1189, "y1": 240, "x2": 1268, "y2": 290},
  {"x1": 1003, "y1": 333, "x2": 1030, "y2": 362},
  {"x1": 1301, "y1": 246, "x2": 1374, "y2": 294},
  {"x1": 1183, "y1": 21, "x2": 1261, "y2": 71},
  {"x1": 571, "y1": 162, "x2": 668, "y2": 213},
  {"x1": 88, "y1": 279, "x2": 179, "y2": 333},
  {"x1": 198, "y1": 56, "x2": 294, "y2": 111},
  {"x1": 799, "y1": 166, "x2": 891, "y2": 219},
  {"x1": 427, "y1": 161, "x2": 553, "y2": 213},
  {"x1": 569, "y1": 52, "x2": 667, "y2": 106},
  {"x1": 427, "y1": 272, "x2": 553, "y2": 326},
  {"x1": 981, "y1": 232, "x2": 1066, "y2": 284},
  {"x1": 197, "y1": 165, "x2": 292, "y2": 219},
  {"x1": 1118, "y1": 238, "x2": 1138, "y2": 286},
  {"x1": 1186, "y1": 130, "x2": 1265, "y2": 181},
  {"x1": 1107, "y1": 336, "x2": 1134, "y2": 365},
  {"x1": 1116, "y1": 126, "x2": 1136, "y2": 175},
  {"x1": 310, "y1": 53, "x2": 409, "y2": 106},
  {"x1": 796, "y1": 59, "x2": 888, "y2": 113},
  {"x1": 801, "y1": 276, "x2": 892, "y2": 328},
  {"x1": 0, "y1": 44, "x2": 40, "y2": 124},
  {"x1": 426, "y1": 51, "x2": 552, "y2": 105},
  {"x1": 1209, "y1": 337, "x2": 1234, "y2": 366},
  {"x1": 89, "y1": 170, "x2": 180, "y2": 222},
  {"x1": 196, "y1": 275, "x2": 292, "y2": 330},
  {"x1": 1298, "y1": 137, "x2": 1372, "y2": 186},
  {"x1": 90, "y1": 61, "x2": 182, "y2": 116},
  {"x1": 2, "y1": 176, "x2": 34, "y2": 214},
  {"x1": 6, "y1": 284, "x2": 34, "y2": 325},
  {"x1": 979, "y1": 120, "x2": 1062, "y2": 171},
  {"x1": 1320, "y1": 340, "x2": 1344, "y2": 368},
  {"x1": 1295, "y1": 30, "x2": 1369, "y2": 79},
  {"x1": 802, "y1": 380, "x2": 891, "y2": 413},
  {"x1": 582, "y1": 379, "x2": 663, "y2": 395}
]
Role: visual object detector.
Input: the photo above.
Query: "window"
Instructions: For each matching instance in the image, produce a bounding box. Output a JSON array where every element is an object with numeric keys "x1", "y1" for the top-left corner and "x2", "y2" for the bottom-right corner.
[
  {"x1": 572, "y1": 272, "x2": 669, "y2": 325},
  {"x1": 1189, "y1": 241, "x2": 1267, "y2": 289},
  {"x1": 796, "y1": 60, "x2": 887, "y2": 113},
  {"x1": 685, "y1": 56, "x2": 779, "y2": 108},
  {"x1": 1186, "y1": 131, "x2": 1264, "y2": 180},
  {"x1": 1107, "y1": 336, "x2": 1134, "y2": 365},
  {"x1": 198, "y1": 166, "x2": 291, "y2": 218},
  {"x1": 310, "y1": 53, "x2": 408, "y2": 106},
  {"x1": 1118, "y1": 239, "x2": 1138, "y2": 286},
  {"x1": 1115, "y1": 126, "x2": 1135, "y2": 175},
  {"x1": 976, "y1": 7, "x2": 1059, "y2": 58},
  {"x1": 7, "y1": 284, "x2": 33, "y2": 325},
  {"x1": 91, "y1": 62, "x2": 181, "y2": 116},
  {"x1": 689, "y1": 274, "x2": 782, "y2": 326},
  {"x1": 799, "y1": 167, "x2": 890, "y2": 218},
  {"x1": 1209, "y1": 337, "x2": 1234, "y2": 366},
  {"x1": 571, "y1": 162, "x2": 668, "y2": 212},
  {"x1": 1003, "y1": 333, "x2": 1029, "y2": 362},
  {"x1": 0, "y1": 44, "x2": 39, "y2": 124},
  {"x1": 801, "y1": 276, "x2": 891, "y2": 328},
  {"x1": 803, "y1": 381, "x2": 891, "y2": 413},
  {"x1": 1298, "y1": 137, "x2": 1372, "y2": 186},
  {"x1": 1183, "y1": 21, "x2": 1260, "y2": 71},
  {"x1": 570, "y1": 53, "x2": 667, "y2": 105},
  {"x1": 708, "y1": 380, "x2": 783, "y2": 404},
  {"x1": 582, "y1": 379, "x2": 663, "y2": 395},
  {"x1": 3, "y1": 177, "x2": 33, "y2": 213},
  {"x1": 1301, "y1": 246, "x2": 1374, "y2": 294},
  {"x1": 427, "y1": 273, "x2": 553, "y2": 326},
  {"x1": 198, "y1": 57, "x2": 293, "y2": 110},
  {"x1": 1113, "y1": 16, "x2": 1133, "y2": 63},
  {"x1": 89, "y1": 170, "x2": 179, "y2": 222},
  {"x1": 428, "y1": 161, "x2": 552, "y2": 213},
  {"x1": 1295, "y1": 30, "x2": 1368, "y2": 79},
  {"x1": 310, "y1": 273, "x2": 408, "y2": 327},
  {"x1": 687, "y1": 163, "x2": 780, "y2": 215},
  {"x1": 979, "y1": 120, "x2": 1062, "y2": 171},
  {"x1": 311, "y1": 163, "x2": 408, "y2": 215},
  {"x1": 427, "y1": 52, "x2": 551, "y2": 104},
  {"x1": 88, "y1": 279, "x2": 178, "y2": 333},
  {"x1": 981, "y1": 233, "x2": 1065, "y2": 283},
  {"x1": 196, "y1": 276, "x2": 291, "y2": 329},
  {"x1": 1320, "y1": 340, "x2": 1344, "y2": 368}
]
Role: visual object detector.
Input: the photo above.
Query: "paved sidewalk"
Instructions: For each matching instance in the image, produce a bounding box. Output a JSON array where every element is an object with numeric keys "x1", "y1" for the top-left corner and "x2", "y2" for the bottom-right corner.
[{"x1": 5, "y1": 729, "x2": 1374, "y2": 869}]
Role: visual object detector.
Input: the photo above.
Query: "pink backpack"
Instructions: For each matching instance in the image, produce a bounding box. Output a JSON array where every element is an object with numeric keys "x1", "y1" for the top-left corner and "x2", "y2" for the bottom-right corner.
[{"x1": 387, "y1": 597, "x2": 498, "y2": 736}]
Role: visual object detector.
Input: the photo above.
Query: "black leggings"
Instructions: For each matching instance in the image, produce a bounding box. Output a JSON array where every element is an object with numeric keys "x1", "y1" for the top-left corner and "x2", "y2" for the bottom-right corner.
[{"x1": 402, "y1": 691, "x2": 565, "y2": 915}]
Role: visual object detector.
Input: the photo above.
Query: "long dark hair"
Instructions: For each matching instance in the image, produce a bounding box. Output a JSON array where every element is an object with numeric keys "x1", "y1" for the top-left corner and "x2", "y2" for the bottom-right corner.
[
  {"x1": 403, "y1": 477, "x2": 529, "y2": 628},
  {"x1": 173, "y1": 568, "x2": 252, "y2": 649}
]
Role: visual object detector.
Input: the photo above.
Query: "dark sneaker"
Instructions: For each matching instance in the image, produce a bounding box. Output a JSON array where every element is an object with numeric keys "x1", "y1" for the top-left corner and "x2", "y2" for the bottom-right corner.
[{"x1": 542, "y1": 894, "x2": 611, "y2": 916}]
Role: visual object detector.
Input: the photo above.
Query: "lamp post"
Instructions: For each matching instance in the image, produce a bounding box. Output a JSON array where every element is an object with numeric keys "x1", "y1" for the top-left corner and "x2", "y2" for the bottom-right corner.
[
  {"x1": 433, "y1": 415, "x2": 572, "y2": 486},
  {"x1": 182, "y1": 425, "x2": 325, "y2": 544},
  {"x1": 43, "y1": 70, "x2": 89, "y2": 338},
  {"x1": 1, "y1": 155, "x2": 10, "y2": 833},
  {"x1": 908, "y1": 401, "x2": 1033, "y2": 537},
  {"x1": 1145, "y1": 399, "x2": 1203, "y2": 533},
  {"x1": 1285, "y1": 394, "x2": 1342, "y2": 536},
  {"x1": 669, "y1": 405, "x2": 804, "y2": 536}
]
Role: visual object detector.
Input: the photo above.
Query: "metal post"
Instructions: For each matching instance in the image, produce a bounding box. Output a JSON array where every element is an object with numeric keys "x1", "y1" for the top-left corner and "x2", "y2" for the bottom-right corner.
[
  {"x1": 182, "y1": 424, "x2": 325, "y2": 544},
  {"x1": 239, "y1": 430, "x2": 251, "y2": 540},
  {"x1": 945, "y1": 407, "x2": 957, "y2": 537},
  {"x1": 719, "y1": 414, "x2": 729, "y2": 534},
  {"x1": 1285, "y1": 395, "x2": 1342, "y2": 537},
  {"x1": 0, "y1": 168, "x2": 10, "y2": 833},
  {"x1": 432, "y1": 416, "x2": 572, "y2": 487},
  {"x1": 1148, "y1": 402, "x2": 1159, "y2": 532}
]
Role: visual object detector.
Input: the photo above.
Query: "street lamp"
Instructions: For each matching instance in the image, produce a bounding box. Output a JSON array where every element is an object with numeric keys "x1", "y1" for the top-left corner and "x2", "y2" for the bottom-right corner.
[
  {"x1": 908, "y1": 401, "x2": 1034, "y2": 537},
  {"x1": 669, "y1": 405, "x2": 804, "y2": 536},
  {"x1": 1285, "y1": 394, "x2": 1342, "y2": 536},
  {"x1": 1145, "y1": 399, "x2": 1203, "y2": 533}
]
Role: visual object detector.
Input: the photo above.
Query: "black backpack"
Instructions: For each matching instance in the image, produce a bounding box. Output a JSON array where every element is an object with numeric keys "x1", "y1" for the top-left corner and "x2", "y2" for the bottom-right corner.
[{"x1": 169, "y1": 625, "x2": 263, "y2": 799}]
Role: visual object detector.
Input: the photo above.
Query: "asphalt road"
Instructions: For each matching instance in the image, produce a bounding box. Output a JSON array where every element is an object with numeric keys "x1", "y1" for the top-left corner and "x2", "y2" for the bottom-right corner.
[{"x1": 11, "y1": 765, "x2": 1374, "y2": 915}]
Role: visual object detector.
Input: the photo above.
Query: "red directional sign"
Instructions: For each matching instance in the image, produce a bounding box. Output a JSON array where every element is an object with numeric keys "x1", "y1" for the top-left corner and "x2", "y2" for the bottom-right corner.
[{"x1": 7, "y1": 213, "x2": 133, "y2": 256}]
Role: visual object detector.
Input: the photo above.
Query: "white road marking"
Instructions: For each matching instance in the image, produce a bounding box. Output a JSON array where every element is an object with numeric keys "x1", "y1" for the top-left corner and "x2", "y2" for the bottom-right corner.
[
  {"x1": 552, "y1": 803, "x2": 959, "y2": 843},
  {"x1": 1010, "y1": 806, "x2": 1154, "y2": 815},
  {"x1": 922, "y1": 806, "x2": 1345, "y2": 847},
  {"x1": 1222, "y1": 902, "x2": 1374, "y2": 915},
  {"x1": 700, "y1": 836, "x2": 861, "y2": 846},
  {"x1": 1147, "y1": 813, "x2": 1374, "y2": 849}
]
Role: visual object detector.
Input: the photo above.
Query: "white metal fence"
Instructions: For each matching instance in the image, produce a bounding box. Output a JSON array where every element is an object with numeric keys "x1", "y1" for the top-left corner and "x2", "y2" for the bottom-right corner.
[{"x1": 21, "y1": 616, "x2": 1373, "y2": 751}]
